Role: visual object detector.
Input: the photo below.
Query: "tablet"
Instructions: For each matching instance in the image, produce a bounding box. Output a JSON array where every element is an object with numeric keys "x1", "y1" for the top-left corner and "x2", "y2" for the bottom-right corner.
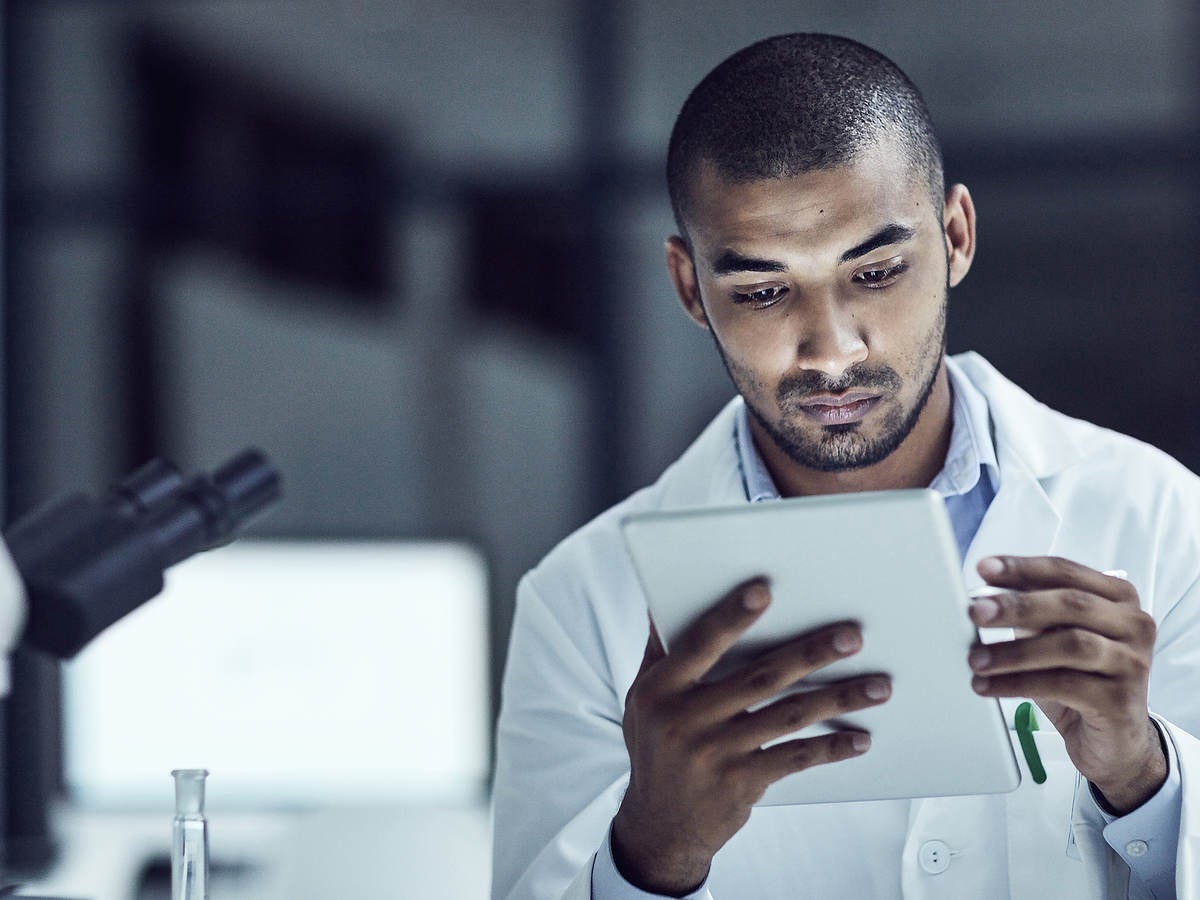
[{"x1": 621, "y1": 489, "x2": 1020, "y2": 806}]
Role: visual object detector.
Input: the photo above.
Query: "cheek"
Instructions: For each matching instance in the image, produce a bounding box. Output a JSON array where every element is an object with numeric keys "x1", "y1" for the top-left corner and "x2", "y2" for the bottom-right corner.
[
  {"x1": 866, "y1": 281, "x2": 944, "y2": 358},
  {"x1": 713, "y1": 316, "x2": 802, "y2": 386}
]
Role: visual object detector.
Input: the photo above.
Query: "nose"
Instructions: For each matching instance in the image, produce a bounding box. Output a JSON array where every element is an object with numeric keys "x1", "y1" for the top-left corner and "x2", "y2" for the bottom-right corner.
[{"x1": 794, "y1": 293, "x2": 869, "y2": 381}]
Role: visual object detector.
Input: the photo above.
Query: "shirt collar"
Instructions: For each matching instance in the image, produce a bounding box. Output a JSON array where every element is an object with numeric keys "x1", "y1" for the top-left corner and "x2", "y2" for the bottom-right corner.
[{"x1": 735, "y1": 355, "x2": 999, "y2": 503}]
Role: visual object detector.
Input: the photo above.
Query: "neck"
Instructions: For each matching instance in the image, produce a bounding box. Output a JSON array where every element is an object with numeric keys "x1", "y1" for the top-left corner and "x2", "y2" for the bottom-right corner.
[{"x1": 751, "y1": 361, "x2": 953, "y2": 497}]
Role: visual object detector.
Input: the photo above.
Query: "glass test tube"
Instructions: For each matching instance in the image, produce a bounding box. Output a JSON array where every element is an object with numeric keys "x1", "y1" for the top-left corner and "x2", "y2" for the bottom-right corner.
[{"x1": 171, "y1": 768, "x2": 210, "y2": 900}]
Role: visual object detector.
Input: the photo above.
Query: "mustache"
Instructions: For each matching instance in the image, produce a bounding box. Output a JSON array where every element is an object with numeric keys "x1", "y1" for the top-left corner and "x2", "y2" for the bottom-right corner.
[{"x1": 777, "y1": 363, "x2": 902, "y2": 406}]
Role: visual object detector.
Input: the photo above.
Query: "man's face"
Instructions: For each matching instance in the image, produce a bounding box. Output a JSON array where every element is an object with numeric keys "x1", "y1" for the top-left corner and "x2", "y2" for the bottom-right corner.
[{"x1": 670, "y1": 139, "x2": 970, "y2": 476}]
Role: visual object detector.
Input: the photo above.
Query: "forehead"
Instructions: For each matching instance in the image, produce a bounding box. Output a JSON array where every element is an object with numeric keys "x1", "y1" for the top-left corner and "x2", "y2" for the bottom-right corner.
[{"x1": 682, "y1": 142, "x2": 934, "y2": 263}]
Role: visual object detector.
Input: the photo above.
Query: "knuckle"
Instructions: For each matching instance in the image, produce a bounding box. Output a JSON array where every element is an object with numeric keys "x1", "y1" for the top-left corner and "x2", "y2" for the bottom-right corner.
[
  {"x1": 689, "y1": 735, "x2": 723, "y2": 771},
  {"x1": 1003, "y1": 639, "x2": 1027, "y2": 664},
  {"x1": 835, "y1": 684, "x2": 861, "y2": 712},
  {"x1": 1132, "y1": 611, "x2": 1157, "y2": 646},
  {"x1": 797, "y1": 635, "x2": 834, "y2": 668},
  {"x1": 1057, "y1": 628, "x2": 1093, "y2": 659},
  {"x1": 731, "y1": 768, "x2": 767, "y2": 806},
  {"x1": 1111, "y1": 579, "x2": 1139, "y2": 603},
  {"x1": 741, "y1": 662, "x2": 786, "y2": 695},
  {"x1": 779, "y1": 695, "x2": 813, "y2": 731},
  {"x1": 1049, "y1": 556, "x2": 1074, "y2": 577},
  {"x1": 1004, "y1": 591, "x2": 1032, "y2": 620},
  {"x1": 788, "y1": 743, "x2": 818, "y2": 770},
  {"x1": 716, "y1": 759, "x2": 748, "y2": 797},
  {"x1": 1061, "y1": 588, "x2": 1092, "y2": 613},
  {"x1": 1125, "y1": 650, "x2": 1151, "y2": 679}
]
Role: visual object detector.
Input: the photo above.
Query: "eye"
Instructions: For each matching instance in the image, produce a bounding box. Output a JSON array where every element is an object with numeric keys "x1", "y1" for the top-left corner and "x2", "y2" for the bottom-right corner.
[
  {"x1": 731, "y1": 285, "x2": 788, "y2": 308},
  {"x1": 853, "y1": 261, "x2": 908, "y2": 289}
]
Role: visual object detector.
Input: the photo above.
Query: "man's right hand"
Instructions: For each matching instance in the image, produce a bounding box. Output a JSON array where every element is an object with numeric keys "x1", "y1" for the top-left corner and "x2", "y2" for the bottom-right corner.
[{"x1": 610, "y1": 579, "x2": 892, "y2": 897}]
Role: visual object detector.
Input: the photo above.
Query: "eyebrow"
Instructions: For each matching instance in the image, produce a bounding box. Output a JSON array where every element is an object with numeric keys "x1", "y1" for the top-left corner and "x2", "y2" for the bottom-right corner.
[
  {"x1": 708, "y1": 222, "x2": 918, "y2": 277},
  {"x1": 710, "y1": 250, "x2": 789, "y2": 277},
  {"x1": 838, "y1": 223, "x2": 917, "y2": 264}
]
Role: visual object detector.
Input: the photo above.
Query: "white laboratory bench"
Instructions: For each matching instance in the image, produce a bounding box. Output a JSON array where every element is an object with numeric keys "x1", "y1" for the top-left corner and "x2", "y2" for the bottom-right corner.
[{"x1": 14, "y1": 802, "x2": 492, "y2": 900}]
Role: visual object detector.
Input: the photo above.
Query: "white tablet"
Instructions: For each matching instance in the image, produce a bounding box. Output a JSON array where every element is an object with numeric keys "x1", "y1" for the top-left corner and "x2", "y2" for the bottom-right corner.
[{"x1": 621, "y1": 489, "x2": 1020, "y2": 806}]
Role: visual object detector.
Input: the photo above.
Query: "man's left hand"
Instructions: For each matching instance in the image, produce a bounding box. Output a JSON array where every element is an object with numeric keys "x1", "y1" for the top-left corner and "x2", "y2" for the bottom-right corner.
[{"x1": 967, "y1": 555, "x2": 1165, "y2": 814}]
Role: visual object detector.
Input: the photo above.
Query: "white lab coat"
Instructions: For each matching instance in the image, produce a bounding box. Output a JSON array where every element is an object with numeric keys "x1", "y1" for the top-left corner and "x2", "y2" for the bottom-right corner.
[{"x1": 492, "y1": 352, "x2": 1200, "y2": 899}]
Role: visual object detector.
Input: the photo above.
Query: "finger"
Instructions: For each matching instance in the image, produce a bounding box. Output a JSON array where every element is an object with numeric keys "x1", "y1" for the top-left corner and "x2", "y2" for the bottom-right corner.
[
  {"x1": 968, "y1": 587, "x2": 1153, "y2": 644},
  {"x1": 654, "y1": 578, "x2": 771, "y2": 690},
  {"x1": 721, "y1": 676, "x2": 891, "y2": 750},
  {"x1": 968, "y1": 628, "x2": 1148, "y2": 679},
  {"x1": 746, "y1": 730, "x2": 871, "y2": 788},
  {"x1": 977, "y1": 556, "x2": 1136, "y2": 604},
  {"x1": 702, "y1": 622, "x2": 865, "y2": 715},
  {"x1": 971, "y1": 668, "x2": 1137, "y2": 719}
]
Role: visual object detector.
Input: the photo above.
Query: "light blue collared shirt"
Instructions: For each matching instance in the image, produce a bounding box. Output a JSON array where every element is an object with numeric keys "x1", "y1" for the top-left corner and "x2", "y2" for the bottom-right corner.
[{"x1": 595, "y1": 359, "x2": 1181, "y2": 898}]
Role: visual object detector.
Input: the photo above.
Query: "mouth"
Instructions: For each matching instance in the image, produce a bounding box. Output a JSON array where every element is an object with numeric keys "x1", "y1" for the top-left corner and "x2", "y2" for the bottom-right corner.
[{"x1": 796, "y1": 391, "x2": 882, "y2": 426}]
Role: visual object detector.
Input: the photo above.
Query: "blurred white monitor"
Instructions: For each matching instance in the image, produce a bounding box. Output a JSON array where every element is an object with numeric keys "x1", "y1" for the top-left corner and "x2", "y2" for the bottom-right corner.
[{"x1": 62, "y1": 540, "x2": 490, "y2": 809}]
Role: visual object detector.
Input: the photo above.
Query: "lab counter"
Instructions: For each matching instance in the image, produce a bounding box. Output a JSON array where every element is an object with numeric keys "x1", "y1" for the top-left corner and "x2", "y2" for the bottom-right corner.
[{"x1": 15, "y1": 802, "x2": 492, "y2": 900}]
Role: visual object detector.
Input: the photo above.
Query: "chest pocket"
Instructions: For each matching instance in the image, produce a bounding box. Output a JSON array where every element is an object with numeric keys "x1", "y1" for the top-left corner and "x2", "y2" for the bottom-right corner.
[{"x1": 1000, "y1": 700, "x2": 1099, "y2": 899}]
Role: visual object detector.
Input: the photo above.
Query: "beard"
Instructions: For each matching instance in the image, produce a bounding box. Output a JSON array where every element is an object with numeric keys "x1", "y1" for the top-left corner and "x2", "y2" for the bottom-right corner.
[{"x1": 713, "y1": 288, "x2": 947, "y2": 473}]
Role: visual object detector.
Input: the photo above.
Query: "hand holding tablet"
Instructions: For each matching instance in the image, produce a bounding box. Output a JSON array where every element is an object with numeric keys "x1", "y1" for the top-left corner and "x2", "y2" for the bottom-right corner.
[{"x1": 611, "y1": 578, "x2": 889, "y2": 896}]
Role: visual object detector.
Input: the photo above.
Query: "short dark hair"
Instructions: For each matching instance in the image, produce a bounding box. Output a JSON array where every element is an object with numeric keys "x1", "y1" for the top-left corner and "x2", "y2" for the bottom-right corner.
[{"x1": 666, "y1": 33, "x2": 944, "y2": 239}]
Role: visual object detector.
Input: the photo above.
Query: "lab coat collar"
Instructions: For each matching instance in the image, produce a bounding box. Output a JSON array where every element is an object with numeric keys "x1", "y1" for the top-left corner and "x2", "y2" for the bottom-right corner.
[
  {"x1": 654, "y1": 397, "x2": 746, "y2": 511},
  {"x1": 951, "y1": 351, "x2": 1090, "y2": 480}
]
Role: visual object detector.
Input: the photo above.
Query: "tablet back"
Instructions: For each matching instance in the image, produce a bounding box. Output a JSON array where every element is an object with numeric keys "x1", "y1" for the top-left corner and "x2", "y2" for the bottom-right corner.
[{"x1": 622, "y1": 489, "x2": 1020, "y2": 805}]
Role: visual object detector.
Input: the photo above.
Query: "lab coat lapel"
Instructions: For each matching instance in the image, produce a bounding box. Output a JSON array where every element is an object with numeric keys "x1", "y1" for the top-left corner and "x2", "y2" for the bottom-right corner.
[
  {"x1": 961, "y1": 434, "x2": 1061, "y2": 652},
  {"x1": 656, "y1": 398, "x2": 748, "y2": 511},
  {"x1": 962, "y1": 446, "x2": 1061, "y2": 590}
]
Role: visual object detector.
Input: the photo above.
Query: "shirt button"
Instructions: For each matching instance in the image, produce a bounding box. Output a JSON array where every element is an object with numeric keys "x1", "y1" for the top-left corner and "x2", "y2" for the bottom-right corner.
[
  {"x1": 1125, "y1": 839, "x2": 1149, "y2": 858},
  {"x1": 919, "y1": 840, "x2": 954, "y2": 874}
]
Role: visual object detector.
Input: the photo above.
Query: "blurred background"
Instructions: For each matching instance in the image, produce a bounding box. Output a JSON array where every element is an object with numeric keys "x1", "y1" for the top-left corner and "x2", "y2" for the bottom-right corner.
[{"x1": 1, "y1": 1, "x2": 1197, "y2": 897}]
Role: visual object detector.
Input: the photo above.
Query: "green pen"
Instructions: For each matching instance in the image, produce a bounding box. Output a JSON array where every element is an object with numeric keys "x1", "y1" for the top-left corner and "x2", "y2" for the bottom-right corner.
[{"x1": 1014, "y1": 702, "x2": 1046, "y2": 784}]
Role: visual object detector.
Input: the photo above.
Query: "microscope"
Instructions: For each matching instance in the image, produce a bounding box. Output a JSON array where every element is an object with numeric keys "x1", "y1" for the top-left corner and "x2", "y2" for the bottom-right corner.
[{"x1": 0, "y1": 449, "x2": 281, "y2": 896}]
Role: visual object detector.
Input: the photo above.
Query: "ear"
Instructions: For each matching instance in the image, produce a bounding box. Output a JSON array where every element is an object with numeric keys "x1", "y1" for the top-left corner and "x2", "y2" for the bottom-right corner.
[
  {"x1": 943, "y1": 184, "x2": 976, "y2": 288},
  {"x1": 666, "y1": 236, "x2": 709, "y2": 329}
]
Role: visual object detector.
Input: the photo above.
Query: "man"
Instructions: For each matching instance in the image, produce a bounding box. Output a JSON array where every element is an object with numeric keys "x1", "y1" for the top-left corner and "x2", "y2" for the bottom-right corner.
[{"x1": 492, "y1": 34, "x2": 1200, "y2": 899}]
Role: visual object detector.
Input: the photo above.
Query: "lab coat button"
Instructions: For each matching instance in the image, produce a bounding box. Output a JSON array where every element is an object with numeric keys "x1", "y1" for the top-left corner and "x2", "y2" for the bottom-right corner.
[
  {"x1": 918, "y1": 840, "x2": 953, "y2": 874},
  {"x1": 1125, "y1": 839, "x2": 1149, "y2": 858}
]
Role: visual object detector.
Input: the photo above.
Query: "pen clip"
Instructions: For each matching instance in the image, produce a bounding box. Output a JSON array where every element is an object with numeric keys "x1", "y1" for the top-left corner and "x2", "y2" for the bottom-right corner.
[{"x1": 1015, "y1": 700, "x2": 1047, "y2": 784}]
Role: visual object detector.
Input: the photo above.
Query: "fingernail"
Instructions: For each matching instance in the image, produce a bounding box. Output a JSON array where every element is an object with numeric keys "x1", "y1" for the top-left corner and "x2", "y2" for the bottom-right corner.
[
  {"x1": 968, "y1": 647, "x2": 991, "y2": 670},
  {"x1": 972, "y1": 675, "x2": 990, "y2": 693},
  {"x1": 742, "y1": 584, "x2": 770, "y2": 611},
  {"x1": 851, "y1": 733, "x2": 871, "y2": 753},
  {"x1": 865, "y1": 680, "x2": 890, "y2": 700},
  {"x1": 978, "y1": 557, "x2": 1005, "y2": 578},
  {"x1": 833, "y1": 630, "x2": 860, "y2": 654},
  {"x1": 972, "y1": 598, "x2": 1000, "y2": 623}
]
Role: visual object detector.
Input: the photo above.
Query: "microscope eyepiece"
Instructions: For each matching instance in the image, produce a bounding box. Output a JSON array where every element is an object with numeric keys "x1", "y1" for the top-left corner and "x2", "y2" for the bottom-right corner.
[
  {"x1": 108, "y1": 458, "x2": 186, "y2": 519},
  {"x1": 211, "y1": 448, "x2": 281, "y2": 543},
  {"x1": 6, "y1": 448, "x2": 282, "y2": 658}
]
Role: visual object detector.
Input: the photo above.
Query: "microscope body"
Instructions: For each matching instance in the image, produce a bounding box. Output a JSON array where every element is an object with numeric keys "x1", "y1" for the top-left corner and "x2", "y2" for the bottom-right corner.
[{"x1": 0, "y1": 449, "x2": 280, "y2": 689}]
